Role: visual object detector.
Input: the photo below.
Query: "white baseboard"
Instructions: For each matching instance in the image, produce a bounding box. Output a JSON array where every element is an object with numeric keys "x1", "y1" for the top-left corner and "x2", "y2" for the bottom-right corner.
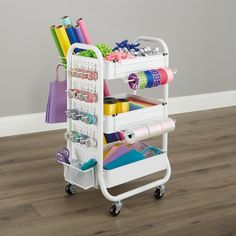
[{"x1": 0, "y1": 90, "x2": 235, "y2": 137}]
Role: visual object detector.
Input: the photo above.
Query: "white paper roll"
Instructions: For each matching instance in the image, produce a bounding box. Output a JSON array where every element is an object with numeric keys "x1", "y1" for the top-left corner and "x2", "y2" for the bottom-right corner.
[
  {"x1": 125, "y1": 118, "x2": 175, "y2": 143},
  {"x1": 125, "y1": 125, "x2": 150, "y2": 144}
]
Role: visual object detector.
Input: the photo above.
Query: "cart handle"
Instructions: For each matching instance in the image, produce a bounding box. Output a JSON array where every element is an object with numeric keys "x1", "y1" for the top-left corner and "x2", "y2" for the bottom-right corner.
[{"x1": 134, "y1": 36, "x2": 169, "y2": 55}]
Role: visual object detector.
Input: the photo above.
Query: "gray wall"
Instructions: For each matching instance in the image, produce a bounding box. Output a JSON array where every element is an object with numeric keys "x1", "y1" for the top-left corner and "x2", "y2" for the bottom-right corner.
[{"x1": 0, "y1": 0, "x2": 236, "y2": 117}]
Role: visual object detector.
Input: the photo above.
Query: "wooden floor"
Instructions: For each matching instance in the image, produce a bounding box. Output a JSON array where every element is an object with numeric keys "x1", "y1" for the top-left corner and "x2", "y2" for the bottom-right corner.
[{"x1": 0, "y1": 107, "x2": 236, "y2": 236}]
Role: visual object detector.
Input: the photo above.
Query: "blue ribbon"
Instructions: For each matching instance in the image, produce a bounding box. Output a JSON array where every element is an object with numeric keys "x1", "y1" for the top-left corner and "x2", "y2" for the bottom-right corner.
[
  {"x1": 113, "y1": 39, "x2": 140, "y2": 51},
  {"x1": 144, "y1": 70, "x2": 154, "y2": 88}
]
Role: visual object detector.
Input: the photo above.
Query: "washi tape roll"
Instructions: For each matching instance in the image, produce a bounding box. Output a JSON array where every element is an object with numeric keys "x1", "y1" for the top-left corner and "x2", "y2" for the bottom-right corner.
[
  {"x1": 144, "y1": 70, "x2": 154, "y2": 88},
  {"x1": 158, "y1": 68, "x2": 168, "y2": 85},
  {"x1": 150, "y1": 69, "x2": 161, "y2": 87},
  {"x1": 137, "y1": 71, "x2": 147, "y2": 89},
  {"x1": 104, "y1": 97, "x2": 117, "y2": 116},
  {"x1": 128, "y1": 73, "x2": 139, "y2": 90},
  {"x1": 60, "y1": 16, "x2": 72, "y2": 26},
  {"x1": 165, "y1": 67, "x2": 174, "y2": 83},
  {"x1": 116, "y1": 98, "x2": 129, "y2": 113}
]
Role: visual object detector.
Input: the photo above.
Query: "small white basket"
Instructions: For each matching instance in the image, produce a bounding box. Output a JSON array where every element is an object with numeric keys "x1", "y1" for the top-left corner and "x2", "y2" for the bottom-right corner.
[{"x1": 59, "y1": 161, "x2": 95, "y2": 190}]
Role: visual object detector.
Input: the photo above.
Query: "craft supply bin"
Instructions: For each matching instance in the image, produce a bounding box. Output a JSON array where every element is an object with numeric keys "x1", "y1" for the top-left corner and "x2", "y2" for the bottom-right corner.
[{"x1": 59, "y1": 36, "x2": 173, "y2": 216}]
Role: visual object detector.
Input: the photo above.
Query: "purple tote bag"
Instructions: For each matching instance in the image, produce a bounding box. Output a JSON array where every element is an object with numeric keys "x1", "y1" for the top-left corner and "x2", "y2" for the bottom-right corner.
[{"x1": 45, "y1": 64, "x2": 67, "y2": 123}]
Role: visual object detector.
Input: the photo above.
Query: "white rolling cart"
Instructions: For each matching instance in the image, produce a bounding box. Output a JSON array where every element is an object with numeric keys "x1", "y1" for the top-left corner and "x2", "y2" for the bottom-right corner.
[{"x1": 59, "y1": 36, "x2": 173, "y2": 216}]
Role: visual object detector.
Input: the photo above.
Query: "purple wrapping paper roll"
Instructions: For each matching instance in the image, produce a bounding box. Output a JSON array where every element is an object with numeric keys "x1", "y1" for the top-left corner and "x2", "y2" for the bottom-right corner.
[{"x1": 74, "y1": 25, "x2": 86, "y2": 44}]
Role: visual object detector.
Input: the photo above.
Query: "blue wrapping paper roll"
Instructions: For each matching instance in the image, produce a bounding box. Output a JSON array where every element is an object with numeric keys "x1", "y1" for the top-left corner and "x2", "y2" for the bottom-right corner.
[
  {"x1": 65, "y1": 25, "x2": 80, "y2": 53},
  {"x1": 60, "y1": 16, "x2": 72, "y2": 26}
]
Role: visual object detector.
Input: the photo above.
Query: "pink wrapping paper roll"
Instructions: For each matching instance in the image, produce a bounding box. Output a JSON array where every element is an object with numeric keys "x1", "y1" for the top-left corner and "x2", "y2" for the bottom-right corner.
[{"x1": 77, "y1": 18, "x2": 91, "y2": 44}]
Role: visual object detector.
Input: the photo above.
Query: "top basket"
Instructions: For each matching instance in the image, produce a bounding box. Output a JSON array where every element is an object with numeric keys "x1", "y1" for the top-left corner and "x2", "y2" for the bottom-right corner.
[{"x1": 103, "y1": 53, "x2": 167, "y2": 80}]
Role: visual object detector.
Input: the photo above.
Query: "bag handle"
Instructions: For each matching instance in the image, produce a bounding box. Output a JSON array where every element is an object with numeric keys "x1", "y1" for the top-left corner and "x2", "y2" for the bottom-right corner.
[
  {"x1": 140, "y1": 146, "x2": 161, "y2": 156},
  {"x1": 55, "y1": 63, "x2": 66, "y2": 82}
]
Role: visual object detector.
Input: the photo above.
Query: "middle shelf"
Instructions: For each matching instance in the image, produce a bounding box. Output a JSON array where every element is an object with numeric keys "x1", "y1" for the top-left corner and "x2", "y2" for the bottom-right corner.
[{"x1": 103, "y1": 93, "x2": 165, "y2": 133}]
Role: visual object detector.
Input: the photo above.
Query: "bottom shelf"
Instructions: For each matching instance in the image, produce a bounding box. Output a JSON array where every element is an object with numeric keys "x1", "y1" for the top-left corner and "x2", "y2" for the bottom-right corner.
[{"x1": 103, "y1": 152, "x2": 168, "y2": 188}]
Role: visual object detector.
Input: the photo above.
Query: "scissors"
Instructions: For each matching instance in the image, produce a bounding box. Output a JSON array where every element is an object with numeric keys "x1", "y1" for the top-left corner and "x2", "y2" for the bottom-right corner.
[{"x1": 56, "y1": 147, "x2": 70, "y2": 164}]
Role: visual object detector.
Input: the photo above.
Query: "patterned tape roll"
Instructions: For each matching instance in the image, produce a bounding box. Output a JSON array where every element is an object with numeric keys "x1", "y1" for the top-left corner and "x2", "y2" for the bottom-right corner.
[
  {"x1": 144, "y1": 70, "x2": 154, "y2": 88},
  {"x1": 150, "y1": 69, "x2": 161, "y2": 87},
  {"x1": 165, "y1": 68, "x2": 174, "y2": 83},
  {"x1": 136, "y1": 71, "x2": 147, "y2": 89},
  {"x1": 128, "y1": 73, "x2": 139, "y2": 90},
  {"x1": 158, "y1": 68, "x2": 168, "y2": 85}
]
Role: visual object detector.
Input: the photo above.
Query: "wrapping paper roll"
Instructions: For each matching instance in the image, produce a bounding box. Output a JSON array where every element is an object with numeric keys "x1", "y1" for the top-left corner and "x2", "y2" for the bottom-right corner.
[
  {"x1": 125, "y1": 125, "x2": 150, "y2": 144},
  {"x1": 55, "y1": 25, "x2": 71, "y2": 57},
  {"x1": 77, "y1": 18, "x2": 91, "y2": 44},
  {"x1": 60, "y1": 16, "x2": 72, "y2": 26},
  {"x1": 74, "y1": 24, "x2": 86, "y2": 44},
  {"x1": 125, "y1": 118, "x2": 176, "y2": 144},
  {"x1": 49, "y1": 25, "x2": 67, "y2": 67},
  {"x1": 65, "y1": 25, "x2": 80, "y2": 53}
]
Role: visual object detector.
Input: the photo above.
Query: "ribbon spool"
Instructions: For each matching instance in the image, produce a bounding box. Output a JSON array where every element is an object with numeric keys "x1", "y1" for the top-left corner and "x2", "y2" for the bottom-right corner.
[
  {"x1": 84, "y1": 91, "x2": 98, "y2": 103},
  {"x1": 150, "y1": 69, "x2": 161, "y2": 87},
  {"x1": 64, "y1": 131, "x2": 81, "y2": 143},
  {"x1": 67, "y1": 89, "x2": 80, "y2": 99},
  {"x1": 158, "y1": 67, "x2": 174, "y2": 85},
  {"x1": 128, "y1": 73, "x2": 139, "y2": 90},
  {"x1": 65, "y1": 109, "x2": 77, "y2": 118},
  {"x1": 144, "y1": 70, "x2": 154, "y2": 88},
  {"x1": 116, "y1": 98, "x2": 129, "y2": 113},
  {"x1": 137, "y1": 71, "x2": 147, "y2": 89},
  {"x1": 104, "y1": 97, "x2": 117, "y2": 116}
]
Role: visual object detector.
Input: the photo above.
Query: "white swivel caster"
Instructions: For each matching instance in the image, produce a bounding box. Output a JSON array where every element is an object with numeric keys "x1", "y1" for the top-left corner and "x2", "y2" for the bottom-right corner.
[
  {"x1": 110, "y1": 201, "x2": 123, "y2": 217},
  {"x1": 65, "y1": 183, "x2": 77, "y2": 195},
  {"x1": 154, "y1": 185, "x2": 165, "y2": 200}
]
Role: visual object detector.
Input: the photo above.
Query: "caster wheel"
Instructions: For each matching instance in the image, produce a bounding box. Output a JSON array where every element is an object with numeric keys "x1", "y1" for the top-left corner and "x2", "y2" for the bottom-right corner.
[
  {"x1": 65, "y1": 183, "x2": 76, "y2": 195},
  {"x1": 154, "y1": 186, "x2": 165, "y2": 200},
  {"x1": 109, "y1": 202, "x2": 123, "y2": 217}
]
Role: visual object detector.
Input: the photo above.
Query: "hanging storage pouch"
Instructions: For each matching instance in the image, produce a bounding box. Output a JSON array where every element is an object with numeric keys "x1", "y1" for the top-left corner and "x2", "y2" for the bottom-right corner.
[{"x1": 103, "y1": 146, "x2": 161, "y2": 170}]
